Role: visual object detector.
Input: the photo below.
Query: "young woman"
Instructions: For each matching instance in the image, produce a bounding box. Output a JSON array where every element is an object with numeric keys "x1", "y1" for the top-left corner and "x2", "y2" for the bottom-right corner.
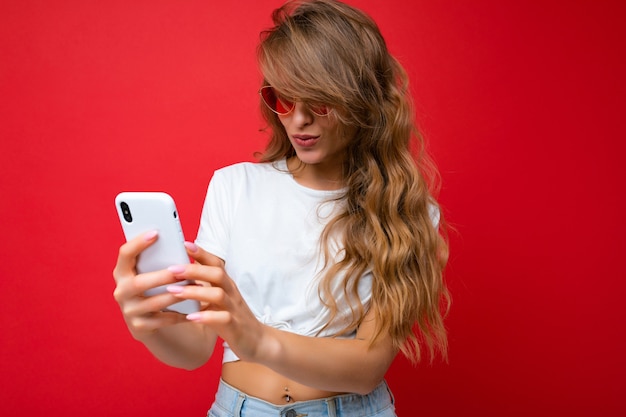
[{"x1": 113, "y1": 1, "x2": 449, "y2": 416}]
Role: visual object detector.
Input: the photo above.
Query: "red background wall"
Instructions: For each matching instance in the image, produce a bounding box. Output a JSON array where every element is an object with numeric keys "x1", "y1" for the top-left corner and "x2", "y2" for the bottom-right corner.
[{"x1": 1, "y1": 1, "x2": 624, "y2": 416}]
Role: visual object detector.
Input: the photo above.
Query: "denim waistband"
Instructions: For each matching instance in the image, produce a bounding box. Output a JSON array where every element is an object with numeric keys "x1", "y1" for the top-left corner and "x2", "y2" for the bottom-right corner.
[{"x1": 211, "y1": 378, "x2": 395, "y2": 417}]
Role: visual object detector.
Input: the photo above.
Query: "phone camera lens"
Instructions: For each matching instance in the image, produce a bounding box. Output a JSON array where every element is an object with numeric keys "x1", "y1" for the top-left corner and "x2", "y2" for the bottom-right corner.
[{"x1": 120, "y1": 202, "x2": 133, "y2": 222}]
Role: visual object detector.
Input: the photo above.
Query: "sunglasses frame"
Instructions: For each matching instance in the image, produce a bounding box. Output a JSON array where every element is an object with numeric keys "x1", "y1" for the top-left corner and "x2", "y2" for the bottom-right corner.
[{"x1": 259, "y1": 86, "x2": 331, "y2": 117}]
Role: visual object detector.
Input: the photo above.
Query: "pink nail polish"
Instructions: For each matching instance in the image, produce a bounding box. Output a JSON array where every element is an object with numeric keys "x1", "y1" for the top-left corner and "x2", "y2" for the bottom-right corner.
[
  {"x1": 166, "y1": 285, "x2": 184, "y2": 294},
  {"x1": 184, "y1": 241, "x2": 199, "y2": 253},
  {"x1": 167, "y1": 265, "x2": 186, "y2": 274},
  {"x1": 144, "y1": 230, "x2": 158, "y2": 241},
  {"x1": 186, "y1": 313, "x2": 202, "y2": 321}
]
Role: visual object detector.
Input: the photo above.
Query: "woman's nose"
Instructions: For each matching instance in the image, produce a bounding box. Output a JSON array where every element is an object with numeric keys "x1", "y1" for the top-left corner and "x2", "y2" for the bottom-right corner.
[{"x1": 290, "y1": 101, "x2": 314, "y2": 126}]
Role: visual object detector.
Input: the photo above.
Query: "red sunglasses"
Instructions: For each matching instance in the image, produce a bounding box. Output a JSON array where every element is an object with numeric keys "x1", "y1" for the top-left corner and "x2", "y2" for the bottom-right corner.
[{"x1": 259, "y1": 86, "x2": 331, "y2": 117}]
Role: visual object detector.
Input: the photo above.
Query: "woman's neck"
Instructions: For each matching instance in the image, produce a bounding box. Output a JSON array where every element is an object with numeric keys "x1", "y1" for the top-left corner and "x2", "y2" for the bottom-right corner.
[{"x1": 286, "y1": 157, "x2": 345, "y2": 191}]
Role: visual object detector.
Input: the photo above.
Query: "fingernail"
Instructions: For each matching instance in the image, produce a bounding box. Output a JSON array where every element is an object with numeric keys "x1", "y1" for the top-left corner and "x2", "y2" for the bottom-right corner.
[
  {"x1": 167, "y1": 265, "x2": 186, "y2": 274},
  {"x1": 184, "y1": 241, "x2": 199, "y2": 253},
  {"x1": 166, "y1": 285, "x2": 184, "y2": 294},
  {"x1": 186, "y1": 313, "x2": 202, "y2": 321},
  {"x1": 144, "y1": 230, "x2": 158, "y2": 241}
]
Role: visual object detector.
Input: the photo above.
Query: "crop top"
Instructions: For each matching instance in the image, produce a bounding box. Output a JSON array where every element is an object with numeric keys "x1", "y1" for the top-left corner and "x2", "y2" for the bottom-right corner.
[{"x1": 195, "y1": 159, "x2": 373, "y2": 363}]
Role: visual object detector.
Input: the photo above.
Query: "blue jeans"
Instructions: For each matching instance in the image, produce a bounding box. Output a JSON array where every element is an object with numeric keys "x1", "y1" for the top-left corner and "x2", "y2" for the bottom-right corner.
[{"x1": 208, "y1": 379, "x2": 397, "y2": 417}]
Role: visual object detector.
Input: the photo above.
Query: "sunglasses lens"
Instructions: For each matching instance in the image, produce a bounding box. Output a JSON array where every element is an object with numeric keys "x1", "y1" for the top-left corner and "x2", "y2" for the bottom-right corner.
[
  {"x1": 310, "y1": 104, "x2": 330, "y2": 116},
  {"x1": 261, "y1": 87, "x2": 294, "y2": 115},
  {"x1": 260, "y1": 86, "x2": 330, "y2": 116}
]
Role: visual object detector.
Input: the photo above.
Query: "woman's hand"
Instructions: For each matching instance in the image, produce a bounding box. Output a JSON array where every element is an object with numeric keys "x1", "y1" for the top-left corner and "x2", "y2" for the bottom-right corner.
[
  {"x1": 112, "y1": 231, "x2": 190, "y2": 340},
  {"x1": 165, "y1": 243, "x2": 274, "y2": 363},
  {"x1": 165, "y1": 243, "x2": 395, "y2": 391}
]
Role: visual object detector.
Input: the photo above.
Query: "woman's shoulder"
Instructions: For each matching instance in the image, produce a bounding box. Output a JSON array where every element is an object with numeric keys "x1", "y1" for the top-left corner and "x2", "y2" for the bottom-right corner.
[
  {"x1": 210, "y1": 160, "x2": 289, "y2": 190},
  {"x1": 215, "y1": 159, "x2": 286, "y2": 177}
]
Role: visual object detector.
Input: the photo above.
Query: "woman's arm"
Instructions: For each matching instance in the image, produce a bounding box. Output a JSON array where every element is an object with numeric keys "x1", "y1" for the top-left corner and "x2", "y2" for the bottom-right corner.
[
  {"x1": 113, "y1": 231, "x2": 218, "y2": 370},
  {"x1": 130, "y1": 322, "x2": 216, "y2": 371},
  {"x1": 255, "y1": 309, "x2": 397, "y2": 394},
  {"x1": 167, "y1": 245, "x2": 397, "y2": 393}
]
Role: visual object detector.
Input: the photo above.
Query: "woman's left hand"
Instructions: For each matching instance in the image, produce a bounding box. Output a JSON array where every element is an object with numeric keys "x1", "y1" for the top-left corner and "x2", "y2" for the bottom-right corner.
[
  {"x1": 170, "y1": 244, "x2": 395, "y2": 394},
  {"x1": 165, "y1": 243, "x2": 272, "y2": 363}
]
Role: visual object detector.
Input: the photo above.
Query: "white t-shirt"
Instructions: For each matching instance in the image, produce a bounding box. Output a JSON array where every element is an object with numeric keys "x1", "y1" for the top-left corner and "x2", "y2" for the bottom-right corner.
[{"x1": 195, "y1": 159, "x2": 373, "y2": 363}]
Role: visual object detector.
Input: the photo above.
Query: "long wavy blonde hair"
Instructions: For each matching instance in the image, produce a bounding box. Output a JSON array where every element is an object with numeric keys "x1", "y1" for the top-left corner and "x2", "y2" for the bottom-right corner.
[{"x1": 256, "y1": 0, "x2": 449, "y2": 363}]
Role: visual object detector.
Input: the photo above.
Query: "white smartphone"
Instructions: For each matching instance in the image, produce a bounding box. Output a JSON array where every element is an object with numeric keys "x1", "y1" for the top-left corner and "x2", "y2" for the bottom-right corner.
[{"x1": 115, "y1": 192, "x2": 200, "y2": 314}]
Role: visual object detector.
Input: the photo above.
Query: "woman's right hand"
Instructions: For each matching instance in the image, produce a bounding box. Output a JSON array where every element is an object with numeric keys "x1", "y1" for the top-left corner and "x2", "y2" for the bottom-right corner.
[{"x1": 112, "y1": 230, "x2": 189, "y2": 340}]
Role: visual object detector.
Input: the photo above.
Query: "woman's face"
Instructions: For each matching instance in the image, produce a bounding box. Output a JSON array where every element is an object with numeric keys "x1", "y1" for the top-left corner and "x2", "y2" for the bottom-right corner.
[{"x1": 277, "y1": 101, "x2": 353, "y2": 175}]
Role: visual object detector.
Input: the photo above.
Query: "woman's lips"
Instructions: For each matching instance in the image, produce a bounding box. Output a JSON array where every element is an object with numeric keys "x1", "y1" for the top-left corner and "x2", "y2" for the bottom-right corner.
[{"x1": 292, "y1": 134, "x2": 320, "y2": 148}]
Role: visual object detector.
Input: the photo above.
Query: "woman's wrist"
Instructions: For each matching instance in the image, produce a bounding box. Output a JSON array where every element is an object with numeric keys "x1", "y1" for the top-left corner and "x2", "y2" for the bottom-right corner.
[{"x1": 251, "y1": 325, "x2": 283, "y2": 367}]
